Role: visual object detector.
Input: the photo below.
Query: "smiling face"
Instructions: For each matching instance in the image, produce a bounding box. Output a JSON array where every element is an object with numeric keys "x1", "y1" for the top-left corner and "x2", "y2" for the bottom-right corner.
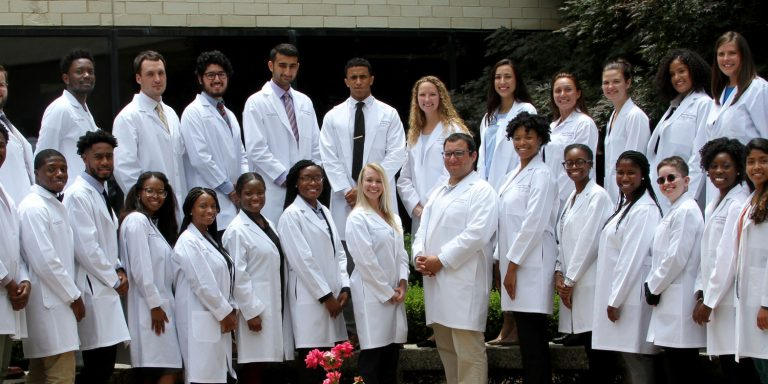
[
  {"x1": 139, "y1": 176, "x2": 167, "y2": 217},
  {"x1": 82, "y1": 142, "x2": 114, "y2": 183},
  {"x1": 443, "y1": 139, "x2": 476, "y2": 183},
  {"x1": 563, "y1": 147, "x2": 592, "y2": 184},
  {"x1": 136, "y1": 59, "x2": 166, "y2": 102},
  {"x1": 417, "y1": 81, "x2": 440, "y2": 116},
  {"x1": 494, "y1": 64, "x2": 516, "y2": 100},
  {"x1": 708, "y1": 152, "x2": 739, "y2": 194},
  {"x1": 717, "y1": 41, "x2": 741, "y2": 83},
  {"x1": 297, "y1": 165, "x2": 324, "y2": 204},
  {"x1": 361, "y1": 167, "x2": 384, "y2": 205},
  {"x1": 200, "y1": 63, "x2": 228, "y2": 98},
  {"x1": 268, "y1": 52, "x2": 299, "y2": 90},
  {"x1": 615, "y1": 159, "x2": 643, "y2": 198},
  {"x1": 602, "y1": 69, "x2": 630, "y2": 106},
  {"x1": 669, "y1": 58, "x2": 693, "y2": 95},
  {"x1": 239, "y1": 178, "x2": 266, "y2": 215},
  {"x1": 511, "y1": 126, "x2": 541, "y2": 164},
  {"x1": 747, "y1": 148, "x2": 768, "y2": 190},
  {"x1": 657, "y1": 165, "x2": 688, "y2": 204},
  {"x1": 553, "y1": 77, "x2": 580, "y2": 116},
  {"x1": 36, "y1": 156, "x2": 68, "y2": 194},
  {"x1": 63, "y1": 58, "x2": 95, "y2": 97},
  {"x1": 190, "y1": 192, "x2": 217, "y2": 229}
]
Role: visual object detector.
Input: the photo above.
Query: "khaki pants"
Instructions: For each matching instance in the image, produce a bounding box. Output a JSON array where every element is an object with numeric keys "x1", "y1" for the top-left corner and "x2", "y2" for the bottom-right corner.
[
  {"x1": 26, "y1": 351, "x2": 76, "y2": 384},
  {"x1": 432, "y1": 323, "x2": 487, "y2": 384}
]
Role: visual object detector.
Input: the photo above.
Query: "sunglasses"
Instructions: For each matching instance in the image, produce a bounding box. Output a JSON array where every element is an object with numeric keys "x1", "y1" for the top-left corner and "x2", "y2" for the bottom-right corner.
[{"x1": 656, "y1": 174, "x2": 680, "y2": 185}]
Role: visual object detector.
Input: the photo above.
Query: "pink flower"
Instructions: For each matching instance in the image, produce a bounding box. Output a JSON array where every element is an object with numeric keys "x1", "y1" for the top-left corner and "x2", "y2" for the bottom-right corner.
[
  {"x1": 319, "y1": 351, "x2": 342, "y2": 371},
  {"x1": 324, "y1": 371, "x2": 342, "y2": 384},
  {"x1": 332, "y1": 341, "x2": 354, "y2": 359},
  {"x1": 353, "y1": 376, "x2": 366, "y2": 383},
  {"x1": 304, "y1": 349, "x2": 324, "y2": 369}
]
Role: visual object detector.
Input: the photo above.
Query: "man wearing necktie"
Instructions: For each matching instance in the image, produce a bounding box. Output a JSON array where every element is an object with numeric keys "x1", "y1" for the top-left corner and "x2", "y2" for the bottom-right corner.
[
  {"x1": 180, "y1": 50, "x2": 248, "y2": 233},
  {"x1": 0, "y1": 65, "x2": 35, "y2": 204}
]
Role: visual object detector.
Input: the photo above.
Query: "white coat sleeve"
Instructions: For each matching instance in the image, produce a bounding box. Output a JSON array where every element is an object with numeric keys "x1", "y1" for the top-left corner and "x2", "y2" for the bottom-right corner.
[
  {"x1": 277, "y1": 210, "x2": 333, "y2": 300},
  {"x1": 626, "y1": 111, "x2": 651, "y2": 156},
  {"x1": 223, "y1": 227, "x2": 266, "y2": 321},
  {"x1": 65, "y1": 194, "x2": 120, "y2": 287},
  {"x1": 396, "y1": 148, "x2": 420, "y2": 216},
  {"x1": 122, "y1": 216, "x2": 163, "y2": 309},
  {"x1": 506, "y1": 171, "x2": 557, "y2": 265},
  {"x1": 379, "y1": 111, "x2": 407, "y2": 184},
  {"x1": 686, "y1": 98, "x2": 712, "y2": 200},
  {"x1": 332, "y1": 218, "x2": 350, "y2": 289},
  {"x1": 476, "y1": 116, "x2": 490, "y2": 179},
  {"x1": 564, "y1": 192, "x2": 612, "y2": 283},
  {"x1": 704, "y1": 201, "x2": 743, "y2": 308},
  {"x1": 646, "y1": 205, "x2": 702, "y2": 295},
  {"x1": 345, "y1": 212, "x2": 396, "y2": 303},
  {"x1": 608, "y1": 205, "x2": 659, "y2": 308},
  {"x1": 745, "y1": 80, "x2": 768, "y2": 139},
  {"x1": 319, "y1": 113, "x2": 353, "y2": 194},
  {"x1": 310, "y1": 113, "x2": 323, "y2": 165},
  {"x1": 439, "y1": 185, "x2": 499, "y2": 269},
  {"x1": 242, "y1": 98, "x2": 287, "y2": 183},
  {"x1": 173, "y1": 237, "x2": 234, "y2": 321},
  {"x1": 112, "y1": 113, "x2": 142, "y2": 194},
  {"x1": 35, "y1": 104, "x2": 67, "y2": 156},
  {"x1": 180, "y1": 107, "x2": 231, "y2": 190},
  {"x1": 396, "y1": 218, "x2": 410, "y2": 282}
]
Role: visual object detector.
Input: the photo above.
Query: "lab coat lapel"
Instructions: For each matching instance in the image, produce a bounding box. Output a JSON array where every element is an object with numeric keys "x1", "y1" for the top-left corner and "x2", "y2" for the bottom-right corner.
[
  {"x1": 263, "y1": 83, "x2": 293, "y2": 137},
  {"x1": 362, "y1": 98, "x2": 382, "y2": 164},
  {"x1": 136, "y1": 95, "x2": 170, "y2": 137},
  {"x1": 296, "y1": 197, "x2": 334, "y2": 243},
  {"x1": 428, "y1": 172, "x2": 478, "y2": 230},
  {"x1": 78, "y1": 176, "x2": 118, "y2": 225},
  {"x1": 239, "y1": 211, "x2": 279, "y2": 255}
]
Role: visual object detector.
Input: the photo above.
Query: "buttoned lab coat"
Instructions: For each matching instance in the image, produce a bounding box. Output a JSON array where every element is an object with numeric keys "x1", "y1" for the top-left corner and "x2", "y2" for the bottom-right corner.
[
  {"x1": 113, "y1": 92, "x2": 187, "y2": 217},
  {"x1": 592, "y1": 193, "x2": 660, "y2": 354},
  {"x1": 277, "y1": 197, "x2": 349, "y2": 348},
  {"x1": 397, "y1": 122, "x2": 461, "y2": 232},
  {"x1": 556, "y1": 179, "x2": 612, "y2": 334},
  {"x1": 223, "y1": 211, "x2": 294, "y2": 362},
  {"x1": 497, "y1": 155, "x2": 558, "y2": 314},
  {"x1": 0, "y1": 119, "x2": 34, "y2": 203},
  {"x1": 545, "y1": 111, "x2": 599, "y2": 211},
  {"x1": 345, "y1": 209, "x2": 409, "y2": 349},
  {"x1": 646, "y1": 193, "x2": 705, "y2": 348},
  {"x1": 64, "y1": 175, "x2": 130, "y2": 350},
  {"x1": 698, "y1": 185, "x2": 748, "y2": 355},
  {"x1": 181, "y1": 94, "x2": 249, "y2": 230},
  {"x1": 18, "y1": 185, "x2": 81, "y2": 358},
  {"x1": 603, "y1": 98, "x2": 650, "y2": 204},
  {"x1": 477, "y1": 102, "x2": 537, "y2": 191},
  {"x1": 735, "y1": 199, "x2": 768, "y2": 360},
  {"x1": 0, "y1": 185, "x2": 28, "y2": 339},
  {"x1": 173, "y1": 225, "x2": 236, "y2": 384},
  {"x1": 320, "y1": 96, "x2": 406, "y2": 239},
  {"x1": 243, "y1": 82, "x2": 322, "y2": 224},
  {"x1": 120, "y1": 212, "x2": 182, "y2": 368},
  {"x1": 36, "y1": 90, "x2": 99, "y2": 188},
  {"x1": 413, "y1": 172, "x2": 498, "y2": 332}
]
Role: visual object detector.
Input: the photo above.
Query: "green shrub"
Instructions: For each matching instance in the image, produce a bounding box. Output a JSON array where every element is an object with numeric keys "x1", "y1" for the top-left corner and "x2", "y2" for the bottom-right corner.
[{"x1": 404, "y1": 284, "x2": 428, "y2": 343}]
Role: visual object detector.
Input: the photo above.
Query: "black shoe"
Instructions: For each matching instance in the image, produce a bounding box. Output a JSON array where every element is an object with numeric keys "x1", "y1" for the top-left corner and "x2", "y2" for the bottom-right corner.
[{"x1": 416, "y1": 339, "x2": 436, "y2": 348}]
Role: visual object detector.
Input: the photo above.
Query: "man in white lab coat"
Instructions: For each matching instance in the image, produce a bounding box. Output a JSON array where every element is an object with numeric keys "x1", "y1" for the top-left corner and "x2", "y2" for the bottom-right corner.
[
  {"x1": 64, "y1": 130, "x2": 130, "y2": 383},
  {"x1": 113, "y1": 50, "x2": 187, "y2": 220},
  {"x1": 35, "y1": 49, "x2": 100, "y2": 189},
  {"x1": 243, "y1": 43, "x2": 321, "y2": 224},
  {"x1": 180, "y1": 50, "x2": 248, "y2": 233},
  {"x1": 413, "y1": 133, "x2": 498, "y2": 384},
  {"x1": 19, "y1": 149, "x2": 84, "y2": 383},
  {"x1": 0, "y1": 66, "x2": 35, "y2": 203}
]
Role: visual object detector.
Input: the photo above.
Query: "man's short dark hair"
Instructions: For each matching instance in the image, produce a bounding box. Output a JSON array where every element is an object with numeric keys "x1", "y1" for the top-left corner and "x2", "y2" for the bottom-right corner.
[
  {"x1": 270, "y1": 43, "x2": 299, "y2": 62},
  {"x1": 34, "y1": 149, "x2": 66, "y2": 170},
  {"x1": 133, "y1": 50, "x2": 166, "y2": 75},
  {"x1": 76, "y1": 130, "x2": 118, "y2": 156},
  {"x1": 444, "y1": 132, "x2": 476, "y2": 152},
  {"x1": 195, "y1": 50, "x2": 234, "y2": 77},
  {"x1": 60, "y1": 49, "x2": 94, "y2": 75},
  {"x1": 345, "y1": 57, "x2": 373, "y2": 77}
]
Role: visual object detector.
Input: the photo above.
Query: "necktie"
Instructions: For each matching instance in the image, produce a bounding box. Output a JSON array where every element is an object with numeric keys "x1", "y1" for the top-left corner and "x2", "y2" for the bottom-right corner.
[
  {"x1": 0, "y1": 112, "x2": 11, "y2": 132},
  {"x1": 101, "y1": 189, "x2": 115, "y2": 217},
  {"x1": 56, "y1": 193, "x2": 64, "y2": 202},
  {"x1": 352, "y1": 101, "x2": 365, "y2": 181},
  {"x1": 216, "y1": 100, "x2": 232, "y2": 133},
  {"x1": 155, "y1": 103, "x2": 169, "y2": 134},
  {"x1": 282, "y1": 92, "x2": 300, "y2": 143}
]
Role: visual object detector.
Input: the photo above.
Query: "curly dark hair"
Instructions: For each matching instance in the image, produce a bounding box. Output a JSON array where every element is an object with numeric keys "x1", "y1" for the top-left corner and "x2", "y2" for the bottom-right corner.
[
  {"x1": 120, "y1": 171, "x2": 179, "y2": 246},
  {"x1": 699, "y1": 137, "x2": 747, "y2": 189},
  {"x1": 746, "y1": 138, "x2": 768, "y2": 224},
  {"x1": 76, "y1": 130, "x2": 118, "y2": 155},
  {"x1": 505, "y1": 111, "x2": 551, "y2": 146},
  {"x1": 605, "y1": 150, "x2": 663, "y2": 230},
  {"x1": 195, "y1": 50, "x2": 234, "y2": 78},
  {"x1": 283, "y1": 160, "x2": 331, "y2": 209},
  {"x1": 60, "y1": 49, "x2": 94, "y2": 75},
  {"x1": 654, "y1": 49, "x2": 711, "y2": 102},
  {"x1": 484, "y1": 59, "x2": 533, "y2": 125}
]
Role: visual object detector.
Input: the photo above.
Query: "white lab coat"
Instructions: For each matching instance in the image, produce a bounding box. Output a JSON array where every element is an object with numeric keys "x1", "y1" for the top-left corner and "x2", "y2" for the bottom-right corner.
[
  {"x1": 181, "y1": 94, "x2": 249, "y2": 230},
  {"x1": 556, "y1": 179, "x2": 612, "y2": 334},
  {"x1": 277, "y1": 197, "x2": 349, "y2": 348},
  {"x1": 120, "y1": 212, "x2": 182, "y2": 368},
  {"x1": 646, "y1": 193, "x2": 705, "y2": 348},
  {"x1": 345, "y1": 208, "x2": 409, "y2": 350},
  {"x1": 0, "y1": 118, "x2": 34, "y2": 203},
  {"x1": 603, "y1": 98, "x2": 650, "y2": 204},
  {"x1": 477, "y1": 102, "x2": 537, "y2": 190},
  {"x1": 735, "y1": 198, "x2": 768, "y2": 360},
  {"x1": 0, "y1": 184, "x2": 28, "y2": 339},
  {"x1": 497, "y1": 154, "x2": 558, "y2": 314},
  {"x1": 592, "y1": 192, "x2": 660, "y2": 354},
  {"x1": 319, "y1": 96, "x2": 406, "y2": 239},
  {"x1": 544, "y1": 110, "x2": 599, "y2": 209},
  {"x1": 112, "y1": 92, "x2": 187, "y2": 218},
  {"x1": 243, "y1": 82, "x2": 322, "y2": 224},
  {"x1": 223, "y1": 211, "x2": 294, "y2": 362},
  {"x1": 64, "y1": 175, "x2": 130, "y2": 350},
  {"x1": 173, "y1": 225, "x2": 236, "y2": 384},
  {"x1": 699, "y1": 184, "x2": 748, "y2": 355},
  {"x1": 647, "y1": 91, "x2": 711, "y2": 213},
  {"x1": 36, "y1": 90, "x2": 99, "y2": 188},
  {"x1": 412, "y1": 171, "x2": 498, "y2": 332},
  {"x1": 18, "y1": 185, "x2": 81, "y2": 358}
]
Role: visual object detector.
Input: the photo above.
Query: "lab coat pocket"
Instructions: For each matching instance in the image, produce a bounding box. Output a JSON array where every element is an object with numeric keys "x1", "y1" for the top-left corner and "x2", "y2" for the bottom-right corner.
[
  {"x1": 191, "y1": 310, "x2": 222, "y2": 343},
  {"x1": 254, "y1": 282, "x2": 272, "y2": 310}
]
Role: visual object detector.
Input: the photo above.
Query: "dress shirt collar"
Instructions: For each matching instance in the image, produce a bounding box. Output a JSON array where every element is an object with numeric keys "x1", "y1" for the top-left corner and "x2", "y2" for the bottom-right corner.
[
  {"x1": 137, "y1": 91, "x2": 163, "y2": 110},
  {"x1": 347, "y1": 95, "x2": 374, "y2": 111},
  {"x1": 201, "y1": 91, "x2": 223, "y2": 108},
  {"x1": 63, "y1": 89, "x2": 89, "y2": 112},
  {"x1": 269, "y1": 80, "x2": 291, "y2": 99},
  {"x1": 81, "y1": 172, "x2": 106, "y2": 194}
]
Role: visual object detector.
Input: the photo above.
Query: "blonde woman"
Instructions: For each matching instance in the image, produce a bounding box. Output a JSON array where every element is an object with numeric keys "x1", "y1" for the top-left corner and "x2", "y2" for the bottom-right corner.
[
  {"x1": 397, "y1": 75, "x2": 469, "y2": 232},
  {"x1": 346, "y1": 163, "x2": 409, "y2": 384}
]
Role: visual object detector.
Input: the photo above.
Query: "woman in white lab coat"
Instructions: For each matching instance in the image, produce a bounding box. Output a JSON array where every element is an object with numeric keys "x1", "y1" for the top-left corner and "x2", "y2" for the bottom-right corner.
[
  {"x1": 397, "y1": 75, "x2": 469, "y2": 233},
  {"x1": 119, "y1": 171, "x2": 182, "y2": 384},
  {"x1": 691, "y1": 138, "x2": 759, "y2": 382},
  {"x1": 223, "y1": 172, "x2": 292, "y2": 384},
  {"x1": 648, "y1": 49, "x2": 711, "y2": 212},
  {"x1": 174, "y1": 187, "x2": 237, "y2": 384},
  {"x1": 592, "y1": 150, "x2": 662, "y2": 384},
  {"x1": 554, "y1": 144, "x2": 612, "y2": 382},
  {"x1": 644, "y1": 156, "x2": 705, "y2": 383},
  {"x1": 602, "y1": 59, "x2": 651, "y2": 204},
  {"x1": 735, "y1": 138, "x2": 768, "y2": 382},
  {"x1": 277, "y1": 160, "x2": 349, "y2": 384},
  {"x1": 498, "y1": 112, "x2": 557, "y2": 383},
  {"x1": 346, "y1": 163, "x2": 409, "y2": 384},
  {"x1": 546, "y1": 73, "x2": 599, "y2": 211}
]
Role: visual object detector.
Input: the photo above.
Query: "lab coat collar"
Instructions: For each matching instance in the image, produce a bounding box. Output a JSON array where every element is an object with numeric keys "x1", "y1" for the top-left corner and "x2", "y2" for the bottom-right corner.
[
  {"x1": 498, "y1": 153, "x2": 544, "y2": 196},
  {"x1": 428, "y1": 171, "x2": 481, "y2": 230},
  {"x1": 347, "y1": 95, "x2": 375, "y2": 110},
  {"x1": 62, "y1": 90, "x2": 89, "y2": 112},
  {"x1": 667, "y1": 190, "x2": 694, "y2": 211},
  {"x1": 30, "y1": 184, "x2": 61, "y2": 203},
  {"x1": 294, "y1": 196, "x2": 336, "y2": 241},
  {"x1": 237, "y1": 210, "x2": 275, "y2": 243},
  {"x1": 136, "y1": 91, "x2": 164, "y2": 112},
  {"x1": 261, "y1": 81, "x2": 293, "y2": 135}
]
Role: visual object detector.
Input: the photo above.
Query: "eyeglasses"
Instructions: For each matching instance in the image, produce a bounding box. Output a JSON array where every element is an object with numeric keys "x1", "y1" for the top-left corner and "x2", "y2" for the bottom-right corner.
[
  {"x1": 562, "y1": 159, "x2": 591, "y2": 169},
  {"x1": 142, "y1": 188, "x2": 168, "y2": 197},
  {"x1": 442, "y1": 150, "x2": 473, "y2": 159},
  {"x1": 203, "y1": 71, "x2": 228, "y2": 80},
  {"x1": 656, "y1": 174, "x2": 679, "y2": 185},
  {"x1": 299, "y1": 175, "x2": 324, "y2": 183}
]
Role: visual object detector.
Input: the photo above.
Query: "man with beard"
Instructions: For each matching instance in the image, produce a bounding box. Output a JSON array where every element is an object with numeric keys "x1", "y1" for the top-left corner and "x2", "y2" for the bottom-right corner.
[
  {"x1": 0, "y1": 65, "x2": 35, "y2": 203},
  {"x1": 36, "y1": 49, "x2": 100, "y2": 189},
  {"x1": 180, "y1": 50, "x2": 248, "y2": 233},
  {"x1": 64, "y1": 130, "x2": 130, "y2": 383}
]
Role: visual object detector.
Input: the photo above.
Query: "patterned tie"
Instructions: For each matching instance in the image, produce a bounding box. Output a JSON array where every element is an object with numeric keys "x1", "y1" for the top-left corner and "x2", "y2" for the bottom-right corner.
[
  {"x1": 282, "y1": 92, "x2": 300, "y2": 143},
  {"x1": 352, "y1": 101, "x2": 365, "y2": 181},
  {"x1": 101, "y1": 189, "x2": 115, "y2": 217},
  {"x1": 155, "y1": 103, "x2": 169, "y2": 134},
  {"x1": 216, "y1": 100, "x2": 232, "y2": 133}
]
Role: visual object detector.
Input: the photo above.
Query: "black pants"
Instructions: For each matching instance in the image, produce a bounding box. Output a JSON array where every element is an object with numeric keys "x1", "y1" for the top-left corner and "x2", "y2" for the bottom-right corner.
[
  {"x1": 295, "y1": 348, "x2": 328, "y2": 384},
  {"x1": 513, "y1": 312, "x2": 552, "y2": 384},
  {"x1": 583, "y1": 333, "x2": 619, "y2": 384},
  {"x1": 357, "y1": 343, "x2": 400, "y2": 384},
  {"x1": 661, "y1": 347, "x2": 701, "y2": 384},
  {"x1": 720, "y1": 355, "x2": 762, "y2": 384},
  {"x1": 77, "y1": 344, "x2": 118, "y2": 384}
]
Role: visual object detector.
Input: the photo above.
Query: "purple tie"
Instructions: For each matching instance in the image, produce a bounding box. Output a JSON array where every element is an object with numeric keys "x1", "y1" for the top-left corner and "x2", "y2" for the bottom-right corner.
[{"x1": 282, "y1": 92, "x2": 300, "y2": 143}]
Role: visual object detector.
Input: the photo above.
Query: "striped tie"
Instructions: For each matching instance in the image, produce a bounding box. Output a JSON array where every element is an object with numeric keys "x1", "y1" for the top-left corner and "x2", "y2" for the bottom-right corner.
[{"x1": 282, "y1": 92, "x2": 300, "y2": 143}]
